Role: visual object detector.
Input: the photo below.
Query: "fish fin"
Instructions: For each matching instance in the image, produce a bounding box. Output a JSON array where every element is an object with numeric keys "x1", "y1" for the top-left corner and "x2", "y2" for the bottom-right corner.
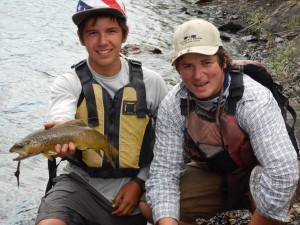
[
  {"x1": 64, "y1": 119, "x2": 87, "y2": 126},
  {"x1": 105, "y1": 153, "x2": 116, "y2": 168},
  {"x1": 42, "y1": 152, "x2": 55, "y2": 161},
  {"x1": 101, "y1": 146, "x2": 118, "y2": 169},
  {"x1": 14, "y1": 161, "x2": 21, "y2": 188},
  {"x1": 76, "y1": 146, "x2": 89, "y2": 151}
]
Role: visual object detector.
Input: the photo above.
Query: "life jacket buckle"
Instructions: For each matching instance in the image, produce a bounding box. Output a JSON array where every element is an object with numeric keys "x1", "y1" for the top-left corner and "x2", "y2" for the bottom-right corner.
[{"x1": 122, "y1": 100, "x2": 137, "y2": 115}]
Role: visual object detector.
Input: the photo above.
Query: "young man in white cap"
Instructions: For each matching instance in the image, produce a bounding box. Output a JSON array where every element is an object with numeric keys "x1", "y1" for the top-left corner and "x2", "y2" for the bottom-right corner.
[
  {"x1": 35, "y1": 1, "x2": 168, "y2": 225},
  {"x1": 142, "y1": 19, "x2": 299, "y2": 225}
]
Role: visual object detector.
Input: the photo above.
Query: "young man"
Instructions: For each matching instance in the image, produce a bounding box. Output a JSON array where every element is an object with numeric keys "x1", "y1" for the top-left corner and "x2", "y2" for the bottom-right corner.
[
  {"x1": 143, "y1": 19, "x2": 299, "y2": 225},
  {"x1": 35, "y1": 1, "x2": 168, "y2": 225}
]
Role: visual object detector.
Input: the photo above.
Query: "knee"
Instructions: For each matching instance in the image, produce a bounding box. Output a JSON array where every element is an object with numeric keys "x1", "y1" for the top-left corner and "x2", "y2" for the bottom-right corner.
[{"x1": 37, "y1": 219, "x2": 66, "y2": 225}]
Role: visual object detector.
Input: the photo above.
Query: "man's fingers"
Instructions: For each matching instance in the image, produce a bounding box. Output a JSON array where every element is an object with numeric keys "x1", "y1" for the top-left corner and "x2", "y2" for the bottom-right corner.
[{"x1": 68, "y1": 142, "x2": 76, "y2": 155}]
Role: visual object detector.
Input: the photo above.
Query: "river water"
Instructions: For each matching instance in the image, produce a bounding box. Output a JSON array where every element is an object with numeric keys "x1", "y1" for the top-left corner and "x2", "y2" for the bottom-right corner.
[{"x1": 0, "y1": 0, "x2": 270, "y2": 224}]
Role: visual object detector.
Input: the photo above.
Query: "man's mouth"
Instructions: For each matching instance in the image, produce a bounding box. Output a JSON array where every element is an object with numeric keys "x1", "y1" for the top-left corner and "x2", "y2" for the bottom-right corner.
[
  {"x1": 96, "y1": 49, "x2": 112, "y2": 54},
  {"x1": 194, "y1": 81, "x2": 208, "y2": 87}
]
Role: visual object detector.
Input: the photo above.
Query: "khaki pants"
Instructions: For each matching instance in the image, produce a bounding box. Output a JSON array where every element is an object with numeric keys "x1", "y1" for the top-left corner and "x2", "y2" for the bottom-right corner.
[{"x1": 179, "y1": 161, "x2": 300, "y2": 223}]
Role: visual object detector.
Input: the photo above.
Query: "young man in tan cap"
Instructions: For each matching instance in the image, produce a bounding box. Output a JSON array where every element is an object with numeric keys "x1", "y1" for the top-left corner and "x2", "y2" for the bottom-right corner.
[
  {"x1": 141, "y1": 19, "x2": 299, "y2": 225},
  {"x1": 35, "y1": 0, "x2": 168, "y2": 224}
]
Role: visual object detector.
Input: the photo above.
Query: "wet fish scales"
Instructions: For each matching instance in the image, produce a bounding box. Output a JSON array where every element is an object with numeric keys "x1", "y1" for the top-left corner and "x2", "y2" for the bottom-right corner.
[{"x1": 9, "y1": 120, "x2": 119, "y2": 167}]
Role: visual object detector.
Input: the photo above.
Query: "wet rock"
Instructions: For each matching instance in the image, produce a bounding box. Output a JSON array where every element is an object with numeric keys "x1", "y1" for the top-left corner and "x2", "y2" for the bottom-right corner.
[
  {"x1": 121, "y1": 44, "x2": 162, "y2": 55},
  {"x1": 262, "y1": 2, "x2": 300, "y2": 35},
  {"x1": 241, "y1": 35, "x2": 259, "y2": 42},
  {"x1": 219, "y1": 20, "x2": 247, "y2": 33},
  {"x1": 195, "y1": 0, "x2": 214, "y2": 4},
  {"x1": 220, "y1": 33, "x2": 231, "y2": 42},
  {"x1": 295, "y1": 86, "x2": 300, "y2": 95},
  {"x1": 292, "y1": 70, "x2": 300, "y2": 81}
]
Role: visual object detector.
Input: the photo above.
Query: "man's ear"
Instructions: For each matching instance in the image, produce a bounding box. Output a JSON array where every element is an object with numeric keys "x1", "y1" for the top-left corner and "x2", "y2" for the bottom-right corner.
[{"x1": 77, "y1": 30, "x2": 85, "y2": 46}]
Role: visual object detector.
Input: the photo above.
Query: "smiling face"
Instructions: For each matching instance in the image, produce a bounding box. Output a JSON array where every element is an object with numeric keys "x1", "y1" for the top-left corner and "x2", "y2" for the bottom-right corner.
[
  {"x1": 177, "y1": 53, "x2": 226, "y2": 99},
  {"x1": 79, "y1": 16, "x2": 128, "y2": 76}
]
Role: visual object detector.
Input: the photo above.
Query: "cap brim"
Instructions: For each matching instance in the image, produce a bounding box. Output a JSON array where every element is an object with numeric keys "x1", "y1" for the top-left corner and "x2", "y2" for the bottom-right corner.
[
  {"x1": 171, "y1": 46, "x2": 219, "y2": 65},
  {"x1": 72, "y1": 8, "x2": 126, "y2": 25}
]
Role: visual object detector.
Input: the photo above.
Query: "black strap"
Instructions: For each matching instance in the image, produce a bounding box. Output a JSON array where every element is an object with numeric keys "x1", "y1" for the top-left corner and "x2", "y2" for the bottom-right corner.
[
  {"x1": 128, "y1": 59, "x2": 147, "y2": 118},
  {"x1": 227, "y1": 66, "x2": 244, "y2": 115},
  {"x1": 75, "y1": 60, "x2": 99, "y2": 127},
  {"x1": 128, "y1": 59, "x2": 143, "y2": 81},
  {"x1": 45, "y1": 158, "x2": 57, "y2": 194}
]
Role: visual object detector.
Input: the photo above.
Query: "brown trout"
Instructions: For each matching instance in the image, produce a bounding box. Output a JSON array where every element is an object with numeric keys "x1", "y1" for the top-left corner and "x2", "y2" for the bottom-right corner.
[{"x1": 9, "y1": 120, "x2": 119, "y2": 167}]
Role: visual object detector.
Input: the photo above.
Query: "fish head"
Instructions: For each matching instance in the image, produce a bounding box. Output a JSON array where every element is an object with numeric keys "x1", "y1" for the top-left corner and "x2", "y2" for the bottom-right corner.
[{"x1": 9, "y1": 140, "x2": 41, "y2": 161}]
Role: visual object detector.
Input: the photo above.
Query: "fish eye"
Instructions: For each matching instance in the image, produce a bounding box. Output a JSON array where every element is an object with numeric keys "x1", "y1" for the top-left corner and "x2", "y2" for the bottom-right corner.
[{"x1": 16, "y1": 143, "x2": 24, "y2": 148}]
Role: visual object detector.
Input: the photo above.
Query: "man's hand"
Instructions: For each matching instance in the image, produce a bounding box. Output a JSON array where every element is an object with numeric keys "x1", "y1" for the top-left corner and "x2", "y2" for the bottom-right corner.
[
  {"x1": 44, "y1": 120, "x2": 76, "y2": 158},
  {"x1": 249, "y1": 210, "x2": 283, "y2": 225},
  {"x1": 111, "y1": 180, "x2": 143, "y2": 216}
]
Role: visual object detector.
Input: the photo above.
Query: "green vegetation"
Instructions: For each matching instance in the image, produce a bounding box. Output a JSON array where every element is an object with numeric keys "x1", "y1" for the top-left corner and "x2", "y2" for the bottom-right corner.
[
  {"x1": 289, "y1": 0, "x2": 300, "y2": 5},
  {"x1": 245, "y1": 11, "x2": 263, "y2": 35},
  {"x1": 268, "y1": 41, "x2": 299, "y2": 77}
]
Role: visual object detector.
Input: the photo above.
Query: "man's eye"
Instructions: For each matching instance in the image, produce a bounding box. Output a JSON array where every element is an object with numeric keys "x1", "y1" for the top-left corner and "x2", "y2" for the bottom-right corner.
[
  {"x1": 183, "y1": 65, "x2": 192, "y2": 69},
  {"x1": 108, "y1": 29, "x2": 117, "y2": 33},
  {"x1": 202, "y1": 60, "x2": 214, "y2": 67},
  {"x1": 204, "y1": 61, "x2": 213, "y2": 65},
  {"x1": 88, "y1": 31, "x2": 97, "y2": 35}
]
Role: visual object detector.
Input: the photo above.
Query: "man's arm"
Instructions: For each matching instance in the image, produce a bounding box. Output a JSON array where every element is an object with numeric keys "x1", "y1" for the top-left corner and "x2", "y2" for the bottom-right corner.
[
  {"x1": 146, "y1": 90, "x2": 186, "y2": 224},
  {"x1": 237, "y1": 78, "x2": 299, "y2": 221}
]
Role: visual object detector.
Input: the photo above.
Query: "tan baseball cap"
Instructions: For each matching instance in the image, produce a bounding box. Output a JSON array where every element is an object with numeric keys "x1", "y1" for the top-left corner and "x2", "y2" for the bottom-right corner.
[
  {"x1": 171, "y1": 19, "x2": 223, "y2": 65},
  {"x1": 72, "y1": 0, "x2": 126, "y2": 26}
]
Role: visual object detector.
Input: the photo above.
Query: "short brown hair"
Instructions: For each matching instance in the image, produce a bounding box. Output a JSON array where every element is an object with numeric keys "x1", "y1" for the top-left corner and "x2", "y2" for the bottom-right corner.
[{"x1": 77, "y1": 14, "x2": 128, "y2": 43}]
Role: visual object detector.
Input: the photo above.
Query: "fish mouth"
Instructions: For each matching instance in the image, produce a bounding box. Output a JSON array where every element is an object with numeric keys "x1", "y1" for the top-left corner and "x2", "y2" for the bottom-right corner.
[
  {"x1": 10, "y1": 149, "x2": 30, "y2": 161},
  {"x1": 12, "y1": 155, "x2": 30, "y2": 161}
]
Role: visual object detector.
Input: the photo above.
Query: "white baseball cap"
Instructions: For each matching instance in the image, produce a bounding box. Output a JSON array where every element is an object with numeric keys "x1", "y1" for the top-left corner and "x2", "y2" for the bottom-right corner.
[
  {"x1": 172, "y1": 19, "x2": 223, "y2": 65},
  {"x1": 72, "y1": 0, "x2": 126, "y2": 26}
]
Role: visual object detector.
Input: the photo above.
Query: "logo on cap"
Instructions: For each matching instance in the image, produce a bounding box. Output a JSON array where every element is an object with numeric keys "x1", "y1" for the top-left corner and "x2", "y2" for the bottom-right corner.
[{"x1": 181, "y1": 34, "x2": 203, "y2": 46}]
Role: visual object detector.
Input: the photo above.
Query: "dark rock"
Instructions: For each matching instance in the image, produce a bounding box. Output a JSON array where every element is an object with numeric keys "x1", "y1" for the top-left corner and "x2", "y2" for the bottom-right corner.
[
  {"x1": 195, "y1": 0, "x2": 214, "y2": 4},
  {"x1": 219, "y1": 20, "x2": 247, "y2": 33},
  {"x1": 262, "y1": 2, "x2": 300, "y2": 35},
  {"x1": 122, "y1": 44, "x2": 162, "y2": 55},
  {"x1": 220, "y1": 34, "x2": 231, "y2": 42}
]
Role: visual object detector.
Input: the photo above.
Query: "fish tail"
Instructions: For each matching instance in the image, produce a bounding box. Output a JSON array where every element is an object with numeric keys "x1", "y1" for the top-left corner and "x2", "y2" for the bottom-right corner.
[
  {"x1": 105, "y1": 151, "x2": 116, "y2": 168},
  {"x1": 105, "y1": 144, "x2": 119, "y2": 168}
]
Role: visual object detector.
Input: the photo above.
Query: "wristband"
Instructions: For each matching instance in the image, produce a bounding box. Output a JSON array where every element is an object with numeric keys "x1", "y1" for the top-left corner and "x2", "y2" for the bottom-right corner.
[{"x1": 131, "y1": 177, "x2": 145, "y2": 192}]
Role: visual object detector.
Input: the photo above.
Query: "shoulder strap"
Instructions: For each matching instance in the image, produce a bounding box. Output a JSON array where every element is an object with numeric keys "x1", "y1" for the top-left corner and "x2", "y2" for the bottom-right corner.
[
  {"x1": 227, "y1": 66, "x2": 244, "y2": 115},
  {"x1": 127, "y1": 58, "x2": 148, "y2": 118},
  {"x1": 74, "y1": 60, "x2": 99, "y2": 127}
]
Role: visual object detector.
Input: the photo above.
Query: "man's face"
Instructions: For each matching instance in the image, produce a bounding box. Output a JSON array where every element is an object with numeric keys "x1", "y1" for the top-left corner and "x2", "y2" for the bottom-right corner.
[
  {"x1": 178, "y1": 53, "x2": 226, "y2": 99},
  {"x1": 80, "y1": 16, "x2": 127, "y2": 76}
]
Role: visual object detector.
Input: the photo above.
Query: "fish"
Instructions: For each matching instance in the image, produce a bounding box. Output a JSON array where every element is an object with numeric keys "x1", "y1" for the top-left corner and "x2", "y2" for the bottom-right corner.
[{"x1": 9, "y1": 119, "x2": 119, "y2": 167}]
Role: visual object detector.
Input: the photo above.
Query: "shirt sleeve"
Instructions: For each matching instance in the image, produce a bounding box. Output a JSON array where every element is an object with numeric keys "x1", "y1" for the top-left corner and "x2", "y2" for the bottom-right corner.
[
  {"x1": 236, "y1": 77, "x2": 299, "y2": 221},
  {"x1": 145, "y1": 89, "x2": 186, "y2": 224},
  {"x1": 46, "y1": 70, "x2": 82, "y2": 121}
]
